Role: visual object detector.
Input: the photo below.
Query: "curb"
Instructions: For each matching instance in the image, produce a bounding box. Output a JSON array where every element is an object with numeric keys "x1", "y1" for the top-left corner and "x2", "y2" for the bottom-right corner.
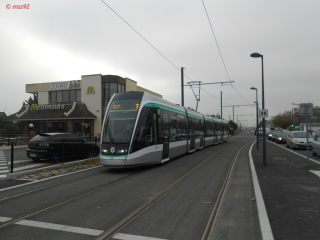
[
  {"x1": 249, "y1": 142, "x2": 274, "y2": 240},
  {"x1": 6, "y1": 157, "x2": 100, "y2": 180}
]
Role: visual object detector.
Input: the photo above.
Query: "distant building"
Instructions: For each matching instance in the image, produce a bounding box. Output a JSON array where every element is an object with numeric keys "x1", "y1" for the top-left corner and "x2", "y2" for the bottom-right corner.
[
  {"x1": 5, "y1": 74, "x2": 161, "y2": 137},
  {"x1": 0, "y1": 112, "x2": 7, "y2": 118}
]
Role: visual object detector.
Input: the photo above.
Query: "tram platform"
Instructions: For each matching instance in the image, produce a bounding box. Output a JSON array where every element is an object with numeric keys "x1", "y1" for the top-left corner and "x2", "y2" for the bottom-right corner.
[{"x1": 250, "y1": 140, "x2": 320, "y2": 240}]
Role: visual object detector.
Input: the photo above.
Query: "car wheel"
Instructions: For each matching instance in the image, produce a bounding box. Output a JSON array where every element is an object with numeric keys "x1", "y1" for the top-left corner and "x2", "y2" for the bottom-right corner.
[
  {"x1": 31, "y1": 157, "x2": 40, "y2": 161},
  {"x1": 51, "y1": 152, "x2": 61, "y2": 163},
  {"x1": 312, "y1": 150, "x2": 317, "y2": 156}
]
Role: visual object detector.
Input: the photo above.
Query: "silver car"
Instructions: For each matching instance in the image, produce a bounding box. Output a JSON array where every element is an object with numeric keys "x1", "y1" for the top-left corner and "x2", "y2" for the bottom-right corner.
[
  {"x1": 311, "y1": 133, "x2": 320, "y2": 156},
  {"x1": 286, "y1": 131, "x2": 313, "y2": 149}
]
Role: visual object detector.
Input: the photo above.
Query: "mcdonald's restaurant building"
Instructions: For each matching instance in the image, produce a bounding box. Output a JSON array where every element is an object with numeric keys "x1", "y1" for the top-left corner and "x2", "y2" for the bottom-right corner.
[{"x1": 6, "y1": 74, "x2": 162, "y2": 138}]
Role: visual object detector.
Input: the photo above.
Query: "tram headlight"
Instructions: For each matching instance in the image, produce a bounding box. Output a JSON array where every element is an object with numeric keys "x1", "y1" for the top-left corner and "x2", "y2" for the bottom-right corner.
[
  {"x1": 102, "y1": 149, "x2": 108, "y2": 153},
  {"x1": 120, "y1": 149, "x2": 128, "y2": 153}
]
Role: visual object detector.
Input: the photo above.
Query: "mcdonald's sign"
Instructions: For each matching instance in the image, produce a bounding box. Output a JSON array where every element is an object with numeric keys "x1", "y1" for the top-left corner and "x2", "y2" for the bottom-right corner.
[
  {"x1": 31, "y1": 104, "x2": 38, "y2": 111},
  {"x1": 87, "y1": 86, "x2": 95, "y2": 94}
]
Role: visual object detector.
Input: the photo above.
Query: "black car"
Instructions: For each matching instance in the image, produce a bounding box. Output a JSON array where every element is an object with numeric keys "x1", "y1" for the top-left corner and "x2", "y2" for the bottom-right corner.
[{"x1": 27, "y1": 133, "x2": 98, "y2": 162}]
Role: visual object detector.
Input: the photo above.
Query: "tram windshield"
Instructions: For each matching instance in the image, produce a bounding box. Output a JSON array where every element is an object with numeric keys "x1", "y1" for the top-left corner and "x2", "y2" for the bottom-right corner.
[{"x1": 102, "y1": 99, "x2": 140, "y2": 144}]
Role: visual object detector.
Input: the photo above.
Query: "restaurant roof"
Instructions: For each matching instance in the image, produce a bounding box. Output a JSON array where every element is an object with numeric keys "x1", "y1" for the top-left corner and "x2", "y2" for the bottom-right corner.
[{"x1": 5, "y1": 103, "x2": 97, "y2": 121}]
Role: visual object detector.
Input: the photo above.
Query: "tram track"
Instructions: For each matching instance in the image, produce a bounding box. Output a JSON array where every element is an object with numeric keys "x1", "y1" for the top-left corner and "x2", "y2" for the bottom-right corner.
[
  {"x1": 0, "y1": 170, "x2": 143, "y2": 229},
  {"x1": 0, "y1": 136, "x2": 252, "y2": 238},
  {"x1": 96, "y1": 137, "x2": 253, "y2": 240},
  {"x1": 201, "y1": 141, "x2": 253, "y2": 240}
]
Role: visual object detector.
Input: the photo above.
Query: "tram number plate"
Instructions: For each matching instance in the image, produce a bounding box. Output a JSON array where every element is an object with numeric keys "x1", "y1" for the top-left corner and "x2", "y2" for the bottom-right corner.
[{"x1": 30, "y1": 154, "x2": 37, "y2": 157}]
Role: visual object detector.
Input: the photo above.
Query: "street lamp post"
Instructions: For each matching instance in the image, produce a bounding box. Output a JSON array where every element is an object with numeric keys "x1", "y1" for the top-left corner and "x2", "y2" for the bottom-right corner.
[
  {"x1": 251, "y1": 52, "x2": 266, "y2": 166},
  {"x1": 251, "y1": 87, "x2": 259, "y2": 149}
]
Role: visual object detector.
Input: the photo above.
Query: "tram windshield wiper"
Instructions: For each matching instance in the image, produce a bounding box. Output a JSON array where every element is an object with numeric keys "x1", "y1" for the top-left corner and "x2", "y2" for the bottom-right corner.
[{"x1": 106, "y1": 126, "x2": 116, "y2": 145}]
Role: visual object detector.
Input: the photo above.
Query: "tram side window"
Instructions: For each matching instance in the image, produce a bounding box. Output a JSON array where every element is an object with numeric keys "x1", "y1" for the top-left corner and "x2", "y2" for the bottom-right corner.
[
  {"x1": 224, "y1": 124, "x2": 229, "y2": 135},
  {"x1": 198, "y1": 119, "x2": 204, "y2": 137},
  {"x1": 162, "y1": 110, "x2": 170, "y2": 142},
  {"x1": 205, "y1": 120, "x2": 213, "y2": 137},
  {"x1": 169, "y1": 111, "x2": 178, "y2": 142},
  {"x1": 214, "y1": 122, "x2": 219, "y2": 136},
  {"x1": 132, "y1": 107, "x2": 156, "y2": 153},
  {"x1": 188, "y1": 117, "x2": 194, "y2": 138},
  {"x1": 157, "y1": 109, "x2": 163, "y2": 143},
  {"x1": 177, "y1": 114, "x2": 187, "y2": 140}
]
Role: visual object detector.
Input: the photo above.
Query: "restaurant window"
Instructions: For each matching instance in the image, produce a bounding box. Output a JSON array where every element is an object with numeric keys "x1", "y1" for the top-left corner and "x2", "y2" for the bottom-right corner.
[
  {"x1": 110, "y1": 83, "x2": 117, "y2": 97},
  {"x1": 57, "y1": 91, "x2": 62, "y2": 103},
  {"x1": 63, "y1": 91, "x2": 69, "y2": 103},
  {"x1": 103, "y1": 82, "x2": 125, "y2": 114},
  {"x1": 74, "y1": 120, "x2": 81, "y2": 136},
  {"x1": 67, "y1": 120, "x2": 73, "y2": 133},
  {"x1": 76, "y1": 89, "x2": 81, "y2": 102},
  {"x1": 46, "y1": 121, "x2": 53, "y2": 132},
  {"x1": 50, "y1": 92, "x2": 57, "y2": 103},
  {"x1": 40, "y1": 121, "x2": 46, "y2": 133},
  {"x1": 70, "y1": 90, "x2": 75, "y2": 102}
]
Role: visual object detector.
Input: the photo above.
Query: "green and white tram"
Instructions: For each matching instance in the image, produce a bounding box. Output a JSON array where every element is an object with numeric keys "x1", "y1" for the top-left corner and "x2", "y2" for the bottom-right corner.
[{"x1": 100, "y1": 91, "x2": 229, "y2": 168}]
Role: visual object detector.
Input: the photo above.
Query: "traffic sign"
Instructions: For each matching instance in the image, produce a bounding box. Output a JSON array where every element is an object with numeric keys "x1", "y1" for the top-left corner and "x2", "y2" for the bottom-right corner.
[
  {"x1": 299, "y1": 103, "x2": 313, "y2": 116},
  {"x1": 259, "y1": 109, "x2": 268, "y2": 118}
]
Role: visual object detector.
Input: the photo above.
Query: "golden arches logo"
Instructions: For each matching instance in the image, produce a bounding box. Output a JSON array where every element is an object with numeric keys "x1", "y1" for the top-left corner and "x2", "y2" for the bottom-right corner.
[
  {"x1": 87, "y1": 86, "x2": 95, "y2": 94},
  {"x1": 31, "y1": 104, "x2": 38, "y2": 111}
]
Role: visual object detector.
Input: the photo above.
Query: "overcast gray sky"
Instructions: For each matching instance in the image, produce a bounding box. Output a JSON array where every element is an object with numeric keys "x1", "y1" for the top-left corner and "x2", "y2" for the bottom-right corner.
[{"x1": 1, "y1": 0, "x2": 319, "y2": 127}]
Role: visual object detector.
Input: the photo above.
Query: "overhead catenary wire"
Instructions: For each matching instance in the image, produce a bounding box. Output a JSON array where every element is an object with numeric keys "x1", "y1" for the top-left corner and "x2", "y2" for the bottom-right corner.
[
  {"x1": 201, "y1": 0, "x2": 250, "y2": 104},
  {"x1": 100, "y1": 0, "x2": 194, "y2": 82}
]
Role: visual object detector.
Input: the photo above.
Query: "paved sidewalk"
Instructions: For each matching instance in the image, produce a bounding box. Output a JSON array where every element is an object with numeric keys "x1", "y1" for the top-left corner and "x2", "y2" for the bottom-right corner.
[
  {"x1": 251, "y1": 140, "x2": 320, "y2": 240},
  {"x1": 0, "y1": 144, "x2": 27, "y2": 151}
]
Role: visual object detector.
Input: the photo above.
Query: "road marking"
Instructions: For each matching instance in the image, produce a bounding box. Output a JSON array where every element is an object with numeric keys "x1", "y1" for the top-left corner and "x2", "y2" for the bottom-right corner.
[
  {"x1": 0, "y1": 216, "x2": 103, "y2": 236},
  {"x1": 0, "y1": 151, "x2": 9, "y2": 178},
  {"x1": 0, "y1": 165, "x2": 102, "y2": 192},
  {"x1": 113, "y1": 233, "x2": 169, "y2": 240},
  {"x1": 7, "y1": 163, "x2": 45, "y2": 172},
  {"x1": 249, "y1": 142, "x2": 274, "y2": 240},
  {"x1": 268, "y1": 141, "x2": 320, "y2": 165},
  {"x1": 310, "y1": 170, "x2": 320, "y2": 178}
]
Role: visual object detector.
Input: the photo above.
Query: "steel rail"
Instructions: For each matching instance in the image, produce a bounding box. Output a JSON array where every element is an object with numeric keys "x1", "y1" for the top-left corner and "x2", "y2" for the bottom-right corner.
[
  {"x1": 201, "y1": 140, "x2": 254, "y2": 240},
  {"x1": 96, "y1": 138, "x2": 251, "y2": 240},
  {"x1": 0, "y1": 167, "x2": 107, "y2": 202},
  {"x1": 0, "y1": 170, "x2": 142, "y2": 229}
]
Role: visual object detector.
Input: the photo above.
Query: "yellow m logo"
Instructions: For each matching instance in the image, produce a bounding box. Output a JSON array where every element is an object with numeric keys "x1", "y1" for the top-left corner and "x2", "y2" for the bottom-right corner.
[
  {"x1": 87, "y1": 86, "x2": 95, "y2": 94},
  {"x1": 31, "y1": 104, "x2": 38, "y2": 111}
]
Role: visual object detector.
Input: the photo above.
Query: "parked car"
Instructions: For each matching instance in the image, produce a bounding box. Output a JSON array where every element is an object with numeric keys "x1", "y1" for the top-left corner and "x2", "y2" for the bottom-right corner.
[
  {"x1": 27, "y1": 133, "x2": 99, "y2": 162},
  {"x1": 311, "y1": 134, "x2": 320, "y2": 156},
  {"x1": 286, "y1": 131, "x2": 313, "y2": 150},
  {"x1": 275, "y1": 133, "x2": 287, "y2": 144}
]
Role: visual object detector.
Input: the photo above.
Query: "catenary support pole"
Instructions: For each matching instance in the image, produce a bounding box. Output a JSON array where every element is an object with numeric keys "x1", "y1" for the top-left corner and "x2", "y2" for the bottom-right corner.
[{"x1": 181, "y1": 67, "x2": 184, "y2": 106}]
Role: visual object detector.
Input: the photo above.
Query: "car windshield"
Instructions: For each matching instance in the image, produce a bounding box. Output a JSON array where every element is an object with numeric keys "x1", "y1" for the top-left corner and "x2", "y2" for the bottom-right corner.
[
  {"x1": 292, "y1": 132, "x2": 312, "y2": 138},
  {"x1": 278, "y1": 133, "x2": 287, "y2": 137},
  {"x1": 102, "y1": 99, "x2": 140, "y2": 144}
]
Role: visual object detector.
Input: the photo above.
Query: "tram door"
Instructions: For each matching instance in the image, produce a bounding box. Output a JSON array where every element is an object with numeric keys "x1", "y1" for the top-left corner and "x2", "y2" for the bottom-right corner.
[
  {"x1": 161, "y1": 110, "x2": 170, "y2": 159},
  {"x1": 189, "y1": 117, "x2": 196, "y2": 151}
]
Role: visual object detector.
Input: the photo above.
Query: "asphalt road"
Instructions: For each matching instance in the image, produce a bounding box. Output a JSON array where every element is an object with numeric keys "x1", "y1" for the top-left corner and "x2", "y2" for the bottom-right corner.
[{"x1": 0, "y1": 133, "x2": 256, "y2": 240}]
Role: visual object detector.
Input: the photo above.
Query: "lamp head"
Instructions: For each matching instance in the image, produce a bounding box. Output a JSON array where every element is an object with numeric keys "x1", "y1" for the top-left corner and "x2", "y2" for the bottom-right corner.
[
  {"x1": 250, "y1": 52, "x2": 262, "y2": 58},
  {"x1": 250, "y1": 87, "x2": 257, "y2": 90}
]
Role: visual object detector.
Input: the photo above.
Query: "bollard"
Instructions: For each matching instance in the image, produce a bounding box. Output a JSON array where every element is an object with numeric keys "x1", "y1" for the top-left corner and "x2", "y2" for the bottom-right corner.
[{"x1": 11, "y1": 141, "x2": 14, "y2": 173}]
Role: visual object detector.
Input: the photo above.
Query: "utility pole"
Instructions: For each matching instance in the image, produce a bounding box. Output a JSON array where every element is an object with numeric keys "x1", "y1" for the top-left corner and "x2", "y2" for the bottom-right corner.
[
  {"x1": 221, "y1": 91, "x2": 222, "y2": 119},
  {"x1": 181, "y1": 67, "x2": 184, "y2": 106},
  {"x1": 233, "y1": 106, "x2": 234, "y2": 136}
]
